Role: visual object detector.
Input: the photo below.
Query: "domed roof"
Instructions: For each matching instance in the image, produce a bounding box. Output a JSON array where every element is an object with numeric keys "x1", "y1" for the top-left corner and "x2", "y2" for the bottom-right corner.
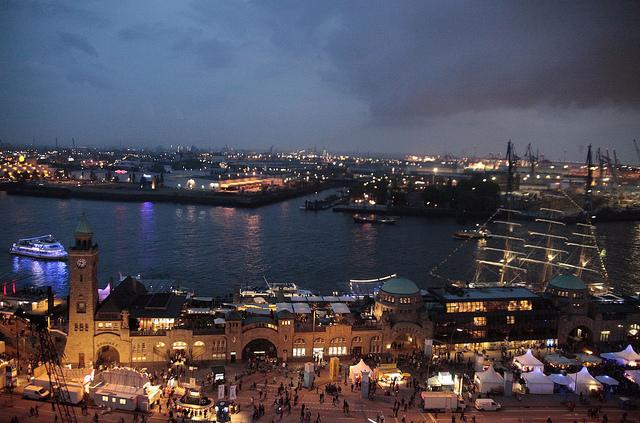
[
  {"x1": 548, "y1": 274, "x2": 587, "y2": 291},
  {"x1": 380, "y1": 277, "x2": 420, "y2": 295}
]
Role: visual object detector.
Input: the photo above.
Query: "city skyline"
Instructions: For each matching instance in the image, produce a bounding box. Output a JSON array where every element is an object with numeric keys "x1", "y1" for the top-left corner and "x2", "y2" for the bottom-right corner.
[{"x1": 2, "y1": 1, "x2": 640, "y2": 161}]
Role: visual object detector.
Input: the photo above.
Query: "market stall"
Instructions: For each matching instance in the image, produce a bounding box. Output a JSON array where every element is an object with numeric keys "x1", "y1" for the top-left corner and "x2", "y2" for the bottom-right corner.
[
  {"x1": 567, "y1": 367, "x2": 602, "y2": 394},
  {"x1": 348, "y1": 359, "x2": 372, "y2": 383},
  {"x1": 513, "y1": 349, "x2": 544, "y2": 372},
  {"x1": 543, "y1": 354, "x2": 580, "y2": 370},
  {"x1": 600, "y1": 345, "x2": 640, "y2": 366},
  {"x1": 521, "y1": 369, "x2": 554, "y2": 394},
  {"x1": 549, "y1": 373, "x2": 573, "y2": 389},
  {"x1": 474, "y1": 366, "x2": 504, "y2": 394}
]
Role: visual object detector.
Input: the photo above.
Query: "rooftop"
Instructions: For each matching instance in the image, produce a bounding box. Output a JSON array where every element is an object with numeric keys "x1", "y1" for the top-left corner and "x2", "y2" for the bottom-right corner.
[
  {"x1": 436, "y1": 286, "x2": 539, "y2": 301},
  {"x1": 75, "y1": 213, "x2": 93, "y2": 235},
  {"x1": 547, "y1": 274, "x2": 587, "y2": 291},
  {"x1": 379, "y1": 276, "x2": 420, "y2": 295}
]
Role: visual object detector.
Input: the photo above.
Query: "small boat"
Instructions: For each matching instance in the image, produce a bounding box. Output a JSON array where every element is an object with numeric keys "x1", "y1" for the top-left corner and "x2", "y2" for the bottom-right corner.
[
  {"x1": 353, "y1": 214, "x2": 397, "y2": 224},
  {"x1": 453, "y1": 228, "x2": 491, "y2": 239},
  {"x1": 10, "y1": 235, "x2": 68, "y2": 260}
]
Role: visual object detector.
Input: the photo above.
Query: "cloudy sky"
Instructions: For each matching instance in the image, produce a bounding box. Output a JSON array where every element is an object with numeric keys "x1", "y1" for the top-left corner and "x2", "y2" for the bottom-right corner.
[{"x1": 1, "y1": 1, "x2": 639, "y2": 160}]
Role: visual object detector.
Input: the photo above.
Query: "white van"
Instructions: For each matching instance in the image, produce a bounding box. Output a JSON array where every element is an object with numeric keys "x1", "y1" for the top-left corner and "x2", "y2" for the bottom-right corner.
[
  {"x1": 23, "y1": 385, "x2": 50, "y2": 400},
  {"x1": 475, "y1": 398, "x2": 501, "y2": 411}
]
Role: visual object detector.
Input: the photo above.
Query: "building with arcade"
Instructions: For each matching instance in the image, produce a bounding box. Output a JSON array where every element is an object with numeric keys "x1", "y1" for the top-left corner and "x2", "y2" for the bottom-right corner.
[{"x1": 63, "y1": 217, "x2": 640, "y2": 368}]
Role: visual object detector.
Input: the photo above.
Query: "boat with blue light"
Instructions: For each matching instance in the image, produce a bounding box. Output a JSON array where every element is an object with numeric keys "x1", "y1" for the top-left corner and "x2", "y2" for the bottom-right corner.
[{"x1": 10, "y1": 235, "x2": 68, "y2": 260}]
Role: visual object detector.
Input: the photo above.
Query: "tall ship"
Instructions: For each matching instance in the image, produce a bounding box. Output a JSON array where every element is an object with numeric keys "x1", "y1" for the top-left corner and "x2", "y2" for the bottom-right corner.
[{"x1": 10, "y1": 235, "x2": 68, "y2": 260}]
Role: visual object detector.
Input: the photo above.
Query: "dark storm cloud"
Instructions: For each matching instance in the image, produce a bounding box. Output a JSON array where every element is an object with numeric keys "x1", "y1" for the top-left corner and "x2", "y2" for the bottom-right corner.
[
  {"x1": 257, "y1": 1, "x2": 640, "y2": 122},
  {"x1": 58, "y1": 31, "x2": 98, "y2": 57},
  {"x1": 2, "y1": 1, "x2": 640, "y2": 158}
]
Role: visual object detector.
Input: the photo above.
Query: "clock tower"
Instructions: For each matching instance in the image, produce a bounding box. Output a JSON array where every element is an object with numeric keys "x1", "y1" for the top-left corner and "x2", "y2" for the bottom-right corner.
[{"x1": 64, "y1": 213, "x2": 99, "y2": 367}]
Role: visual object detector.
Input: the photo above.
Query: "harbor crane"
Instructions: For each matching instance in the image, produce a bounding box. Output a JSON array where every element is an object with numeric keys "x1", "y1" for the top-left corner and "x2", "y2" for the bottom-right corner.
[
  {"x1": 505, "y1": 140, "x2": 519, "y2": 194},
  {"x1": 13, "y1": 309, "x2": 78, "y2": 423},
  {"x1": 524, "y1": 143, "x2": 538, "y2": 175},
  {"x1": 634, "y1": 139, "x2": 640, "y2": 165}
]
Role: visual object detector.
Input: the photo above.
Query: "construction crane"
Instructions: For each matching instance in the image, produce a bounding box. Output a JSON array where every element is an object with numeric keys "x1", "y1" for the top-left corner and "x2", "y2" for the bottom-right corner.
[
  {"x1": 524, "y1": 143, "x2": 538, "y2": 175},
  {"x1": 505, "y1": 140, "x2": 519, "y2": 194},
  {"x1": 14, "y1": 309, "x2": 78, "y2": 423},
  {"x1": 634, "y1": 139, "x2": 640, "y2": 165}
]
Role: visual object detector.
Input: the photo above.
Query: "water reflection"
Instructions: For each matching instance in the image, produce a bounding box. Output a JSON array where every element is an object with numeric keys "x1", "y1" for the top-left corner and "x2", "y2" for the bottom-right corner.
[{"x1": 11, "y1": 256, "x2": 68, "y2": 292}]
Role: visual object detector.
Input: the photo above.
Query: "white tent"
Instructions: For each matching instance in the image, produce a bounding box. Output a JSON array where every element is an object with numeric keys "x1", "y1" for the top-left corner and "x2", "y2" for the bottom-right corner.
[
  {"x1": 474, "y1": 366, "x2": 504, "y2": 394},
  {"x1": 595, "y1": 375, "x2": 619, "y2": 386},
  {"x1": 601, "y1": 345, "x2": 640, "y2": 366},
  {"x1": 348, "y1": 359, "x2": 372, "y2": 383},
  {"x1": 567, "y1": 367, "x2": 602, "y2": 394},
  {"x1": 522, "y1": 369, "x2": 554, "y2": 394},
  {"x1": 549, "y1": 373, "x2": 573, "y2": 387},
  {"x1": 513, "y1": 349, "x2": 544, "y2": 372}
]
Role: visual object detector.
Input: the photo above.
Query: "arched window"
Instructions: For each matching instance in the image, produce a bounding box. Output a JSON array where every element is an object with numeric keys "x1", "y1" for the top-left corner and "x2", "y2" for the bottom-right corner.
[
  {"x1": 155, "y1": 342, "x2": 166, "y2": 348},
  {"x1": 352, "y1": 336, "x2": 362, "y2": 344},
  {"x1": 314, "y1": 338, "x2": 324, "y2": 345},
  {"x1": 328, "y1": 337, "x2": 347, "y2": 355},
  {"x1": 194, "y1": 341, "x2": 205, "y2": 347},
  {"x1": 370, "y1": 336, "x2": 382, "y2": 353},
  {"x1": 293, "y1": 338, "x2": 306, "y2": 357},
  {"x1": 173, "y1": 341, "x2": 187, "y2": 350},
  {"x1": 629, "y1": 324, "x2": 640, "y2": 337}
]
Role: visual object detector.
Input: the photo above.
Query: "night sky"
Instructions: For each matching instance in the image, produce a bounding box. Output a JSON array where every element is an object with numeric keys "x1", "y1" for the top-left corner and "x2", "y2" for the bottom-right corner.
[{"x1": 1, "y1": 1, "x2": 639, "y2": 160}]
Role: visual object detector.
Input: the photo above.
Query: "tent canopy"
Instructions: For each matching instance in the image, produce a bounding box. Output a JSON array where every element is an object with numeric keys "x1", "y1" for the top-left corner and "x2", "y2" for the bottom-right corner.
[
  {"x1": 549, "y1": 373, "x2": 573, "y2": 386},
  {"x1": 522, "y1": 368, "x2": 554, "y2": 394},
  {"x1": 348, "y1": 359, "x2": 372, "y2": 382},
  {"x1": 567, "y1": 367, "x2": 602, "y2": 393},
  {"x1": 475, "y1": 366, "x2": 504, "y2": 384},
  {"x1": 544, "y1": 354, "x2": 580, "y2": 367},
  {"x1": 601, "y1": 345, "x2": 640, "y2": 364},
  {"x1": 474, "y1": 366, "x2": 504, "y2": 394},
  {"x1": 595, "y1": 375, "x2": 619, "y2": 386},
  {"x1": 513, "y1": 349, "x2": 544, "y2": 370}
]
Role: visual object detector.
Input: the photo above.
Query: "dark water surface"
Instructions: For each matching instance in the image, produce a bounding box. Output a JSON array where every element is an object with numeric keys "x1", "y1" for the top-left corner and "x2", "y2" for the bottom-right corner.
[{"x1": 0, "y1": 191, "x2": 639, "y2": 296}]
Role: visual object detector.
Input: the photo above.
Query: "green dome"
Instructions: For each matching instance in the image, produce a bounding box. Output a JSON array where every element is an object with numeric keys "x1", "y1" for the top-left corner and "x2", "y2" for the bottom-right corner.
[
  {"x1": 380, "y1": 277, "x2": 420, "y2": 295},
  {"x1": 548, "y1": 274, "x2": 587, "y2": 291}
]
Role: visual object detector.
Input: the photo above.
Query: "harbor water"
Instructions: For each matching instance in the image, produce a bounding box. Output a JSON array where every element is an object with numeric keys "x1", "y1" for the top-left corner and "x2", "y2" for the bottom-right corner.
[{"x1": 0, "y1": 190, "x2": 639, "y2": 296}]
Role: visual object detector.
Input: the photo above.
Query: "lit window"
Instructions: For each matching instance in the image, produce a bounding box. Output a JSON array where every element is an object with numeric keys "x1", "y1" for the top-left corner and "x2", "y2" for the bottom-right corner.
[
  {"x1": 600, "y1": 331, "x2": 610, "y2": 342},
  {"x1": 474, "y1": 317, "x2": 486, "y2": 326},
  {"x1": 102, "y1": 396, "x2": 109, "y2": 401},
  {"x1": 293, "y1": 347, "x2": 306, "y2": 357},
  {"x1": 629, "y1": 324, "x2": 639, "y2": 336},
  {"x1": 119, "y1": 399, "x2": 126, "y2": 405},
  {"x1": 506, "y1": 316, "x2": 515, "y2": 325}
]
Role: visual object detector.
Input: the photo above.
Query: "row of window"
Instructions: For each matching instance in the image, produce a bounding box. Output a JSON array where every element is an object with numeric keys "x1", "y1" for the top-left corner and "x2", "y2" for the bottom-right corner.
[
  {"x1": 446, "y1": 300, "x2": 533, "y2": 313},
  {"x1": 74, "y1": 323, "x2": 89, "y2": 332},
  {"x1": 472, "y1": 316, "x2": 516, "y2": 326}
]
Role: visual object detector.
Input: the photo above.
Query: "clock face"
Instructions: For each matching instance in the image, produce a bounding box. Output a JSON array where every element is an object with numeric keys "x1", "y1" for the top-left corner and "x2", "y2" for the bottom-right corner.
[{"x1": 76, "y1": 258, "x2": 87, "y2": 269}]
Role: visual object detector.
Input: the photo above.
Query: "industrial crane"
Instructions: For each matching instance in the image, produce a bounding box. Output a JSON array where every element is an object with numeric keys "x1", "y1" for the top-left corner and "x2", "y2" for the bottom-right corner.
[
  {"x1": 634, "y1": 139, "x2": 640, "y2": 165},
  {"x1": 524, "y1": 143, "x2": 538, "y2": 175},
  {"x1": 14, "y1": 309, "x2": 78, "y2": 423}
]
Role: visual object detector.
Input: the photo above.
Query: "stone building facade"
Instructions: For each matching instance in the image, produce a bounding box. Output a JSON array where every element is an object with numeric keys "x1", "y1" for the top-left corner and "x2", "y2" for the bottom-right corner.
[{"x1": 63, "y1": 219, "x2": 639, "y2": 368}]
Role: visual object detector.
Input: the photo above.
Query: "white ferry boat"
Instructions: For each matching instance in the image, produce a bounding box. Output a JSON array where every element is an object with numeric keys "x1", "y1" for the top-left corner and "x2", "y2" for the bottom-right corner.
[{"x1": 10, "y1": 235, "x2": 68, "y2": 260}]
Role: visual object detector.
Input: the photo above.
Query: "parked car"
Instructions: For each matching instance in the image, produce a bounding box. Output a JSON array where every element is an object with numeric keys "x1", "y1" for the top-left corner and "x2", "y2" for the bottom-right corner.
[
  {"x1": 475, "y1": 398, "x2": 501, "y2": 411},
  {"x1": 22, "y1": 385, "x2": 50, "y2": 400}
]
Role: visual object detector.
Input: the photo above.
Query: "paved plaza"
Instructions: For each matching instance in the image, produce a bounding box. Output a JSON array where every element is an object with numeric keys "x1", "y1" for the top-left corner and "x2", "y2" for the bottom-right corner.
[{"x1": 1, "y1": 360, "x2": 639, "y2": 423}]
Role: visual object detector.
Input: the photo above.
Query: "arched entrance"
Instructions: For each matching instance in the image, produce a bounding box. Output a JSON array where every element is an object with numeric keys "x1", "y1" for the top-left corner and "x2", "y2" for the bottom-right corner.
[
  {"x1": 568, "y1": 326, "x2": 592, "y2": 349},
  {"x1": 96, "y1": 345, "x2": 120, "y2": 366},
  {"x1": 390, "y1": 333, "x2": 417, "y2": 352},
  {"x1": 243, "y1": 339, "x2": 277, "y2": 361}
]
